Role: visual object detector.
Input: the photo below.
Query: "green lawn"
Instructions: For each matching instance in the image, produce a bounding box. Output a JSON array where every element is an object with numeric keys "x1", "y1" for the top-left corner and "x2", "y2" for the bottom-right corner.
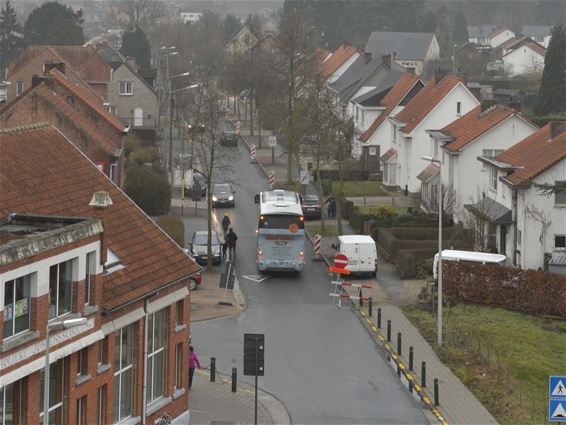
[
  {"x1": 403, "y1": 304, "x2": 566, "y2": 425},
  {"x1": 357, "y1": 205, "x2": 409, "y2": 215},
  {"x1": 306, "y1": 224, "x2": 339, "y2": 237},
  {"x1": 332, "y1": 180, "x2": 387, "y2": 196}
]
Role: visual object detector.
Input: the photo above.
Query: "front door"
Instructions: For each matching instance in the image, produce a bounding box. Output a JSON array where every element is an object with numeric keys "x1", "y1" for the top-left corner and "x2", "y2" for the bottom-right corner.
[{"x1": 134, "y1": 107, "x2": 143, "y2": 126}]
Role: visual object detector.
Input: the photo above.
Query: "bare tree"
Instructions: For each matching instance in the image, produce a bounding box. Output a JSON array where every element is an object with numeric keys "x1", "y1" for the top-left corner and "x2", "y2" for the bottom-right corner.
[{"x1": 105, "y1": 0, "x2": 163, "y2": 31}]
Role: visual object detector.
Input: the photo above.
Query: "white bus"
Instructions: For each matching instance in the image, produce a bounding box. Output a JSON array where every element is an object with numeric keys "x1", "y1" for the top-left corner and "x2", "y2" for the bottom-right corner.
[{"x1": 255, "y1": 190, "x2": 305, "y2": 272}]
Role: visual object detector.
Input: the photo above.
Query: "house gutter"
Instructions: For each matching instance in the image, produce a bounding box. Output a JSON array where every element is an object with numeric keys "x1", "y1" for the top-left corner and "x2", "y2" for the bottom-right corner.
[
  {"x1": 141, "y1": 298, "x2": 149, "y2": 424},
  {"x1": 512, "y1": 188, "x2": 518, "y2": 266}
]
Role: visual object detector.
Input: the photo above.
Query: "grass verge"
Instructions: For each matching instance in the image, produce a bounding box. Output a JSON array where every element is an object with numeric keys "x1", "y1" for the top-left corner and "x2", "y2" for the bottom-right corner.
[
  {"x1": 306, "y1": 223, "x2": 339, "y2": 237},
  {"x1": 403, "y1": 304, "x2": 566, "y2": 425},
  {"x1": 332, "y1": 180, "x2": 387, "y2": 196}
]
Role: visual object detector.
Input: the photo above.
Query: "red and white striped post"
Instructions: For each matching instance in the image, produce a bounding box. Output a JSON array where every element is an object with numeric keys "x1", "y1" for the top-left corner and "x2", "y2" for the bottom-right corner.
[
  {"x1": 250, "y1": 144, "x2": 256, "y2": 162},
  {"x1": 235, "y1": 120, "x2": 241, "y2": 134},
  {"x1": 268, "y1": 170, "x2": 275, "y2": 188},
  {"x1": 313, "y1": 234, "x2": 322, "y2": 261}
]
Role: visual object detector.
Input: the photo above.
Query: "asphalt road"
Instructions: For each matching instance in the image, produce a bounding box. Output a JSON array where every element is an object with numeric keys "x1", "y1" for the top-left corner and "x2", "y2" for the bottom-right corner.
[{"x1": 189, "y1": 139, "x2": 428, "y2": 424}]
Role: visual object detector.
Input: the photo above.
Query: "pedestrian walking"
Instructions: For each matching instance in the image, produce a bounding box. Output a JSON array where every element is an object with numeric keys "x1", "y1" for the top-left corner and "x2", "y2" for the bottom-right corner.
[
  {"x1": 330, "y1": 198, "x2": 337, "y2": 218},
  {"x1": 226, "y1": 228, "x2": 238, "y2": 260},
  {"x1": 189, "y1": 346, "x2": 201, "y2": 389},
  {"x1": 222, "y1": 239, "x2": 228, "y2": 260},
  {"x1": 221, "y1": 213, "x2": 231, "y2": 236},
  {"x1": 325, "y1": 196, "x2": 335, "y2": 218}
]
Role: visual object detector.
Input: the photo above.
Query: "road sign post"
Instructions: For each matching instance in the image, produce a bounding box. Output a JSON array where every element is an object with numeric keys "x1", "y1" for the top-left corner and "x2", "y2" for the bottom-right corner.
[
  {"x1": 550, "y1": 376, "x2": 566, "y2": 422},
  {"x1": 244, "y1": 334, "x2": 265, "y2": 425},
  {"x1": 268, "y1": 136, "x2": 276, "y2": 164}
]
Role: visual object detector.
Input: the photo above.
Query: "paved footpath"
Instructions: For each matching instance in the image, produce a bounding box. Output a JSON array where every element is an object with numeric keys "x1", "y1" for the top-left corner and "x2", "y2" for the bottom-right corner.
[{"x1": 189, "y1": 369, "x2": 289, "y2": 425}]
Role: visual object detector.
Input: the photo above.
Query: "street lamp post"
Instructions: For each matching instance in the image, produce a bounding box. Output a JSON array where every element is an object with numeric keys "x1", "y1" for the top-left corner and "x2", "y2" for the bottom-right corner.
[
  {"x1": 422, "y1": 155, "x2": 443, "y2": 347},
  {"x1": 43, "y1": 317, "x2": 88, "y2": 425}
]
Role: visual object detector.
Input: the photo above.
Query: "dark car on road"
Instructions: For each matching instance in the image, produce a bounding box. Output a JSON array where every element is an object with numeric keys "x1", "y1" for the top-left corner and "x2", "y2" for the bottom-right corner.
[
  {"x1": 301, "y1": 194, "x2": 322, "y2": 219},
  {"x1": 189, "y1": 231, "x2": 222, "y2": 265},
  {"x1": 212, "y1": 183, "x2": 236, "y2": 207},
  {"x1": 220, "y1": 120, "x2": 238, "y2": 146}
]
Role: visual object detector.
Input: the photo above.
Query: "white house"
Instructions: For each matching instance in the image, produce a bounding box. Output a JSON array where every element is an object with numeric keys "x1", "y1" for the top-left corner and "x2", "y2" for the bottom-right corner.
[
  {"x1": 503, "y1": 40, "x2": 546, "y2": 77},
  {"x1": 322, "y1": 43, "x2": 361, "y2": 84},
  {"x1": 365, "y1": 31, "x2": 439, "y2": 76},
  {"x1": 423, "y1": 104, "x2": 538, "y2": 222},
  {"x1": 467, "y1": 25, "x2": 515, "y2": 48},
  {"x1": 488, "y1": 27, "x2": 516, "y2": 48},
  {"x1": 470, "y1": 122, "x2": 566, "y2": 270},
  {"x1": 521, "y1": 25, "x2": 553, "y2": 48},
  {"x1": 353, "y1": 74, "x2": 424, "y2": 176},
  {"x1": 180, "y1": 12, "x2": 202, "y2": 24},
  {"x1": 387, "y1": 73, "x2": 480, "y2": 196}
]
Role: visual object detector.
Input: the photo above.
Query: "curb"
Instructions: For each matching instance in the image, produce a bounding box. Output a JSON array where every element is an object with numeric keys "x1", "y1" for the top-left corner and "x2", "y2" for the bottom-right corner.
[
  {"x1": 240, "y1": 134, "x2": 270, "y2": 179},
  {"x1": 232, "y1": 275, "x2": 247, "y2": 311},
  {"x1": 304, "y1": 231, "x2": 447, "y2": 425},
  {"x1": 196, "y1": 368, "x2": 291, "y2": 425}
]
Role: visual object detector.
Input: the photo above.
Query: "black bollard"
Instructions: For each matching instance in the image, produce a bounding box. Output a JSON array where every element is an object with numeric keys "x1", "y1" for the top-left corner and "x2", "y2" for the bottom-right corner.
[
  {"x1": 397, "y1": 332, "x2": 402, "y2": 356},
  {"x1": 421, "y1": 361, "x2": 427, "y2": 388},
  {"x1": 387, "y1": 320, "x2": 391, "y2": 342},
  {"x1": 377, "y1": 308, "x2": 382, "y2": 328},
  {"x1": 368, "y1": 297, "x2": 373, "y2": 318},
  {"x1": 359, "y1": 288, "x2": 363, "y2": 307},
  {"x1": 231, "y1": 367, "x2": 237, "y2": 392},
  {"x1": 210, "y1": 357, "x2": 216, "y2": 382},
  {"x1": 409, "y1": 347, "x2": 414, "y2": 371},
  {"x1": 434, "y1": 378, "x2": 439, "y2": 406}
]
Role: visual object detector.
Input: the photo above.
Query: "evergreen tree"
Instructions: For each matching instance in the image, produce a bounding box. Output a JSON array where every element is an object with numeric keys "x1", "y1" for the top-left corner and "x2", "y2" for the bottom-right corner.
[
  {"x1": 536, "y1": 25, "x2": 566, "y2": 115},
  {"x1": 23, "y1": 2, "x2": 84, "y2": 45},
  {"x1": 452, "y1": 10, "x2": 469, "y2": 45},
  {"x1": 0, "y1": 0, "x2": 22, "y2": 68},
  {"x1": 120, "y1": 26, "x2": 151, "y2": 70}
]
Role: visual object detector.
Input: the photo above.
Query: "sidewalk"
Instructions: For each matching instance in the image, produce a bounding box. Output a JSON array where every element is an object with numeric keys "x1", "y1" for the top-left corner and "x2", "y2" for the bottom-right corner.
[
  {"x1": 311, "y1": 223, "x2": 498, "y2": 425},
  {"x1": 189, "y1": 369, "x2": 290, "y2": 425}
]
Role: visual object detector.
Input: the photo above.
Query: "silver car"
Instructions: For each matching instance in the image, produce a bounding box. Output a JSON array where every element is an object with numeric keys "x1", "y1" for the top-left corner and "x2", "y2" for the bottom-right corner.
[
  {"x1": 189, "y1": 231, "x2": 222, "y2": 265},
  {"x1": 212, "y1": 183, "x2": 236, "y2": 207}
]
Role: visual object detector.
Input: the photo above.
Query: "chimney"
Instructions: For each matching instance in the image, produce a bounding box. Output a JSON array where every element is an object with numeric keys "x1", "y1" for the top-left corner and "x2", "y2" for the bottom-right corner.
[
  {"x1": 480, "y1": 99, "x2": 497, "y2": 113},
  {"x1": 550, "y1": 121, "x2": 566, "y2": 139},
  {"x1": 435, "y1": 68, "x2": 447, "y2": 85},
  {"x1": 31, "y1": 74, "x2": 48, "y2": 88},
  {"x1": 382, "y1": 54, "x2": 391, "y2": 68},
  {"x1": 364, "y1": 52, "x2": 372, "y2": 64},
  {"x1": 43, "y1": 62, "x2": 65, "y2": 75},
  {"x1": 89, "y1": 191, "x2": 113, "y2": 265},
  {"x1": 125, "y1": 57, "x2": 138, "y2": 70}
]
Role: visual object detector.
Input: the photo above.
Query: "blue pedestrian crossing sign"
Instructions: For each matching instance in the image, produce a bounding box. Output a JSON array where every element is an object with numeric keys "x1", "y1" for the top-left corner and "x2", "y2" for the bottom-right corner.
[
  {"x1": 550, "y1": 400, "x2": 566, "y2": 422},
  {"x1": 550, "y1": 377, "x2": 566, "y2": 399}
]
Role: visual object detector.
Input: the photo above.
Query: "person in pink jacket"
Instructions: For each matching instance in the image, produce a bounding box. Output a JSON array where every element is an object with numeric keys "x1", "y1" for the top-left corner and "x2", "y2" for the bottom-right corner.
[{"x1": 189, "y1": 346, "x2": 201, "y2": 388}]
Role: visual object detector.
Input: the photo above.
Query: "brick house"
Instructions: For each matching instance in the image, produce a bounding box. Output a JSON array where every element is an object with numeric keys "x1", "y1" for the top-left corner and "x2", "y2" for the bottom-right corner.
[
  {"x1": 0, "y1": 69, "x2": 128, "y2": 186},
  {"x1": 0, "y1": 123, "x2": 200, "y2": 424},
  {"x1": 6, "y1": 46, "x2": 111, "y2": 101}
]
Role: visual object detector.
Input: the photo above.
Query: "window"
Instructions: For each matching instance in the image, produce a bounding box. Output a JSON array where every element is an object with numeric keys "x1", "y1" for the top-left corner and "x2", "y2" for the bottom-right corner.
[
  {"x1": 355, "y1": 107, "x2": 359, "y2": 122},
  {"x1": 176, "y1": 300, "x2": 183, "y2": 325},
  {"x1": 517, "y1": 230, "x2": 522, "y2": 246},
  {"x1": 392, "y1": 124, "x2": 397, "y2": 143},
  {"x1": 98, "y1": 337, "x2": 107, "y2": 366},
  {"x1": 113, "y1": 325, "x2": 134, "y2": 423},
  {"x1": 98, "y1": 386, "x2": 107, "y2": 425},
  {"x1": 119, "y1": 81, "x2": 133, "y2": 95},
  {"x1": 16, "y1": 81, "x2": 23, "y2": 96},
  {"x1": 147, "y1": 309, "x2": 166, "y2": 403},
  {"x1": 49, "y1": 260, "x2": 73, "y2": 319},
  {"x1": 40, "y1": 359, "x2": 65, "y2": 424},
  {"x1": 77, "y1": 347, "x2": 88, "y2": 376},
  {"x1": 489, "y1": 166, "x2": 498, "y2": 191},
  {"x1": 368, "y1": 147, "x2": 376, "y2": 156},
  {"x1": 77, "y1": 396, "x2": 87, "y2": 425},
  {"x1": 482, "y1": 149, "x2": 505, "y2": 158},
  {"x1": 456, "y1": 102, "x2": 461, "y2": 115},
  {"x1": 85, "y1": 251, "x2": 96, "y2": 305},
  {"x1": 555, "y1": 181, "x2": 566, "y2": 205},
  {"x1": 0, "y1": 379, "x2": 24, "y2": 425},
  {"x1": 555, "y1": 235, "x2": 566, "y2": 250},
  {"x1": 361, "y1": 109, "x2": 365, "y2": 126},
  {"x1": 174, "y1": 343, "x2": 183, "y2": 390},
  {"x1": 3, "y1": 274, "x2": 30, "y2": 339}
]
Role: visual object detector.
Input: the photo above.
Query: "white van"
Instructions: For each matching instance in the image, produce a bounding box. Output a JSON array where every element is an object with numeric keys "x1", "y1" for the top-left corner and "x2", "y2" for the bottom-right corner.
[
  {"x1": 433, "y1": 250, "x2": 510, "y2": 279},
  {"x1": 333, "y1": 235, "x2": 378, "y2": 276}
]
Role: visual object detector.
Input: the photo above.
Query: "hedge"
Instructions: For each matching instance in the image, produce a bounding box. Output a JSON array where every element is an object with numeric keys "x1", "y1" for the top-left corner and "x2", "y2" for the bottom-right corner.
[
  {"x1": 377, "y1": 227, "x2": 473, "y2": 257},
  {"x1": 444, "y1": 261, "x2": 566, "y2": 317},
  {"x1": 125, "y1": 164, "x2": 171, "y2": 216},
  {"x1": 156, "y1": 215, "x2": 185, "y2": 247},
  {"x1": 397, "y1": 249, "x2": 437, "y2": 279},
  {"x1": 313, "y1": 169, "x2": 369, "y2": 181}
]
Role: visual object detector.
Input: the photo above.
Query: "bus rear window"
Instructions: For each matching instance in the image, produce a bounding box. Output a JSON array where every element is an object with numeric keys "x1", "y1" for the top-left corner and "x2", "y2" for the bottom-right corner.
[{"x1": 259, "y1": 214, "x2": 304, "y2": 230}]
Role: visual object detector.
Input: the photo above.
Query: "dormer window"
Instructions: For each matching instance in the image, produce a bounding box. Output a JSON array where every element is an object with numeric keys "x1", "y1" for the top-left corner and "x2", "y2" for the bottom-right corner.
[{"x1": 104, "y1": 249, "x2": 125, "y2": 274}]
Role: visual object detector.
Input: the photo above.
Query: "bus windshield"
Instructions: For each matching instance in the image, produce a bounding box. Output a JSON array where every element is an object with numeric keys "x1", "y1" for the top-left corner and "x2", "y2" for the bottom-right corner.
[{"x1": 259, "y1": 214, "x2": 304, "y2": 230}]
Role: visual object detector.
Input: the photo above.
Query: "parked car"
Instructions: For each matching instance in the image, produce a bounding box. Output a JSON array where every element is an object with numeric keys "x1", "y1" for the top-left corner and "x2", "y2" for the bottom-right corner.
[
  {"x1": 301, "y1": 194, "x2": 322, "y2": 219},
  {"x1": 332, "y1": 235, "x2": 378, "y2": 277},
  {"x1": 220, "y1": 120, "x2": 238, "y2": 146},
  {"x1": 212, "y1": 183, "x2": 236, "y2": 207},
  {"x1": 182, "y1": 248, "x2": 203, "y2": 290},
  {"x1": 189, "y1": 231, "x2": 222, "y2": 265},
  {"x1": 183, "y1": 172, "x2": 207, "y2": 199}
]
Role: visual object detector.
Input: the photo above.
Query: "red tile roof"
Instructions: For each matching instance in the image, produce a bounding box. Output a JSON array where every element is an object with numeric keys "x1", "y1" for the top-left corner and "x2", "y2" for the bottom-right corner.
[
  {"x1": 496, "y1": 123, "x2": 566, "y2": 186},
  {"x1": 380, "y1": 147, "x2": 398, "y2": 162},
  {"x1": 49, "y1": 69, "x2": 126, "y2": 132},
  {"x1": 321, "y1": 44, "x2": 358, "y2": 79},
  {"x1": 395, "y1": 75, "x2": 463, "y2": 134},
  {"x1": 0, "y1": 124, "x2": 200, "y2": 311},
  {"x1": 360, "y1": 74, "x2": 422, "y2": 142},
  {"x1": 416, "y1": 163, "x2": 439, "y2": 182},
  {"x1": 441, "y1": 105, "x2": 527, "y2": 152}
]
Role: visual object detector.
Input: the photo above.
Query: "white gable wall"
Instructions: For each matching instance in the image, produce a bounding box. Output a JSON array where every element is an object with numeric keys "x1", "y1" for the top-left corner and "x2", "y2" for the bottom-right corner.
[
  {"x1": 490, "y1": 29, "x2": 515, "y2": 47},
  {"x1": 503, "y1": 46, "x2": 545, "y2": 77}
]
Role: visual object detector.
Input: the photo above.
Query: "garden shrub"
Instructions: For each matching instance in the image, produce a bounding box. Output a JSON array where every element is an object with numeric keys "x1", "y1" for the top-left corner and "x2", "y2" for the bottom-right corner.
[{"x1": 156, "y1": 214, "x2": 185, "y2": 247}]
